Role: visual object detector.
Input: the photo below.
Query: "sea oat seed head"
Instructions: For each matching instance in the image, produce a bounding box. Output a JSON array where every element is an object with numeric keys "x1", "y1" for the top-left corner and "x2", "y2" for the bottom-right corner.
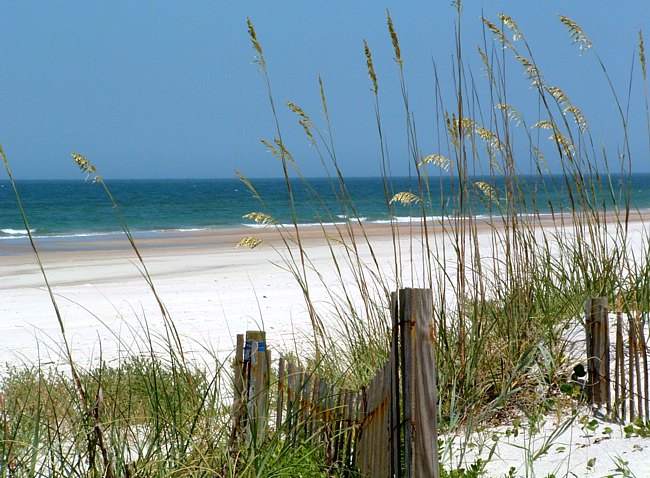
[
  {"x1": 389, "y1": 191, "x2": 421, "y2": 206},
  {"x1": 496, "y1": 103, "x2": 523, "y2": 126},
  {"x1": 387, "y1": 10, "x2": 403, "y2": 68},
  {"x1": 247, "y1": 18, "x2": 266, "y2": 68},
  {"x1": 482, "y1": 17, "x2": 512, "y2": 49},
  {"x1": 515, "y1": 55, "x2": 543, "y2": 87},
  {"x1": 640, "y1": 31, "x2": 647, "y2": 81},
  {"x1": 71, "y1": 152, "x2": 102, "y2": 182},
  {"x1": 559, "y1": 16, "x2": 592, "y2": 51},
  {"x1": 475, "y1": 181, "x2": 500, "y2": 205},
  {"x1": 564, "y1": 105, "x2": 588, "y2": 132},
  {"x1": 243, "y1": 212, "x2": 276, "y2": 226},
  {"x1": 273, "y1": 138, "x2": 296, "y2": 167},
  {"x1": 237, "y1": 236, "x2": 263, "y2": 249},
  {"x1": 533, "y1": 120, "x2": 555, "y2": 131},
  {"x1": 363, "y1": 40, "x2": 379, "y2": 94},
  {"x1": 498, "y1": 14, "x2": 522, "y2": 42},
  {"x1": 549, "y1": 132, "x2": 575, "y2": 158},
  {"x1": 260, "y1": 138, "x2": 279, "y2": 156},
  {"x1": 546, "y1": 86, "x2": 571, "y2": 106},
  {"x1": 475, "y1": 127, "x2": 505, "y2": 150},
  {"x1": 420, "y1": 154, "x2": 451, "y2": 171}
]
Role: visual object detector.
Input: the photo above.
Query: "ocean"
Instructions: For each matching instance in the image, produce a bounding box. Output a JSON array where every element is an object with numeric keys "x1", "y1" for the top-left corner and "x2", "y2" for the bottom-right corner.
[{"x1": 1, "y1": 175, "x2": 650, "y2": 244}]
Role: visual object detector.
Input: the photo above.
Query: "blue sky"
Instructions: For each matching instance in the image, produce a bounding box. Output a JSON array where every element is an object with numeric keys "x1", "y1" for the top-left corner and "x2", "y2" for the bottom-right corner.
[{"x1": 0, "y1": 1, "x2": 648, "y2": 179}]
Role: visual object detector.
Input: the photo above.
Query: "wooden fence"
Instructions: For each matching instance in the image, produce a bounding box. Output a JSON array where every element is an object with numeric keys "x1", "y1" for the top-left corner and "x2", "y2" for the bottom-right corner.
[
  {"x1": 231, "y1": 288, "x2": 439, "y2": 478},
  {"x1": 275, "y1": 358, "x2": 361, "y2": 473},
  {"x1": 585, "y1": 297, "x2": 650, "y2": 423}
]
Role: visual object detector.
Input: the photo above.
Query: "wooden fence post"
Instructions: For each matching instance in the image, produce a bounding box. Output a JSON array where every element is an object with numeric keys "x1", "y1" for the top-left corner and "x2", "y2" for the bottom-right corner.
[
  {"x1": 245, "y1": 330, "x2": 270, "y2": 445},
  {"x1": 390, "y1": 289, "x2": 439, "y2": 478},
  {"x1": 585, "y1": 297, "x2": 610, "y2": 411},
  {"x1": 230, "y1": 334, "x2": 246, "y2": 445}
]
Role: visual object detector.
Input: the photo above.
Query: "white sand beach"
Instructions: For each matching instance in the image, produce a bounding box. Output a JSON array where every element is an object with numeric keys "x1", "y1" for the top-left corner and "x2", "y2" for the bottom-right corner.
[{"x1": 1, "y1": 220, "x2": 650, "y2": 476}]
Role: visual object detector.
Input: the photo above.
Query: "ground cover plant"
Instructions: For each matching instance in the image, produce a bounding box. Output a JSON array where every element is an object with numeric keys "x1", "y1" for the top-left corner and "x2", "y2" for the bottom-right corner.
[{"x1": 1, "y1": 2, "x2": 650, "y2": 477}]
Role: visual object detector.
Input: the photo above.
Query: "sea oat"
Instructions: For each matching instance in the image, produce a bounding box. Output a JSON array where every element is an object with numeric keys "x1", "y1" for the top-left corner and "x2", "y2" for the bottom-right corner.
[
  {"x1": 287, "y1": 101, "x2": 315, "y2": 142},
  {"x1": 243, "y1": 212, "x2": 276, "y2": 226},
  {"x1": 477, "y1": 46, "x2": 494, "y2": 79},
  {"x1": 246, "y1": 18, "x2": 265, "y2": 68},
  {"x1": 549, "y1": 131, "x2": 575, "y2": 157},
  {"x1": 446, "y1": 112, "x2": 458, "y2": 146},
  {"x1": 564, "y1": 105, "x2": 588, "y2": 132},
  {"x1": 482, "y1": 17, "x2": 512, "y2": 49},
  {"x1": 454, "y1": 117, "x2": 477, "y2": 137},
  {"x1": 260, "y1": 137, "x2": 296, "y2": 167},
  {"x1": 236, "y1": 236, "x2": 263, "y2": 249},
  {"x1": 499, "y1": 14, "x2": 522, "y2": 42},
  {"x1": 559, "y1": 16, "x2": 592, "y2": 51},
  {"x1": 273, "y1": 138, "x2": 296, "y2": 167},
  {"x1": 533, "y1": 120, "x2": 555, "y2": 131},
  {"x1": 72, "y1": 152, "x2": 102, "y2": 183},
  {"x1": 515, "y1": 55, "x2": 543, "y2": 87},
  {"x1": 387, "y1": 10, "x2": 403, "y2": 68},
  {"x1": 476, "y1": 127, "x2": 505, "y2": 151},
  {"x1": 420, "y1": 154, "x2": 451, "y2": 171},
  {"x1": 475, "y1": 181, "x2": 500, "y2": 205},
  {"x1": 546, "y1": 86, "x2": 571, "y2": 107},
  {"x1": 364, "y1": 40, "x2": 379, "y2": 94},
  {"x1": 389, "y1": 191, "x2": 421, "y2": 206},
  {"x1": 496, "y1": 103, "x2": 523, "y2": 126},
  {"x1": 532, "y1": 146, "x2": 548, "y2": 168},
  {"x1": 640, "y1": 31, "x2": 646, "y2": 81}
]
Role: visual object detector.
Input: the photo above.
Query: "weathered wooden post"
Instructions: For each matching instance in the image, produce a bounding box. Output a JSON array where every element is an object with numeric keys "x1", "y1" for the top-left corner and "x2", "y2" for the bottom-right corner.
[
  {"x1": 390, "y1": 288, "x2": 439, "y2": 478},
  {"x1": 230, "y1": 334, "x2": 246, "y2": 445},
  {"x1": 245, "y1": 330, "x2": 271, "y2": 445},
  {"x1": 276, "y1": 356, "x2": 286, "y2": 431},
  {"x1": 585, "y1": 297, "x2": 610, "y2": 411},
  {"x1": 615, "y1": 312, "x2": 626, "y2": 421}
]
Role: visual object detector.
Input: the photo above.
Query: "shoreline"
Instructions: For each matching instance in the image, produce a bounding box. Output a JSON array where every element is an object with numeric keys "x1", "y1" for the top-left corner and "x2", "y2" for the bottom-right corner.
[{"x1": 2, "y1": 206, "x2": 649, "y2": 256}]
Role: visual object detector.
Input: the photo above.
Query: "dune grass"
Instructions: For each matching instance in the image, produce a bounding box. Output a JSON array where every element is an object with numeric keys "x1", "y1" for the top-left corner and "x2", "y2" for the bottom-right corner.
[{"x1": 1, "y1": 3, "x2": 649, "y2": 477}]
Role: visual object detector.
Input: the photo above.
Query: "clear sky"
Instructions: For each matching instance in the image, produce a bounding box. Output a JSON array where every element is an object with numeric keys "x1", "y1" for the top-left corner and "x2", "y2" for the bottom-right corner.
[{"x1": 0, "y1": 1, "x2": 648, "y2": 179}]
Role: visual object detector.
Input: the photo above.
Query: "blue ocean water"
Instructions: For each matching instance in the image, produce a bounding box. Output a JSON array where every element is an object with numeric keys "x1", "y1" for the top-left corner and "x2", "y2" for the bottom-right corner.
[{"x1": 1, "y1": 175, "x2": 650, "y2": 242}]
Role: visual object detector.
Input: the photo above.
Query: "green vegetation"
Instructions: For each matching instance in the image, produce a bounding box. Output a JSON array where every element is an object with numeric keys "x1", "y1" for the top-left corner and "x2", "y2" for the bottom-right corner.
[{"x1": 2, "y1": 2, "x2": 650, "y2": 477}]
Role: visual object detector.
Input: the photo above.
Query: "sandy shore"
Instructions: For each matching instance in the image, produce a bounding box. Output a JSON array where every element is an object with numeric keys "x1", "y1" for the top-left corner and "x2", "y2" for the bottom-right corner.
[
  {"x1": 2, "y1": 212, "x2": 649, "y2": 366},
  {"x1": 0, "y1": 223, "x2": 414, "y2": 367}
]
